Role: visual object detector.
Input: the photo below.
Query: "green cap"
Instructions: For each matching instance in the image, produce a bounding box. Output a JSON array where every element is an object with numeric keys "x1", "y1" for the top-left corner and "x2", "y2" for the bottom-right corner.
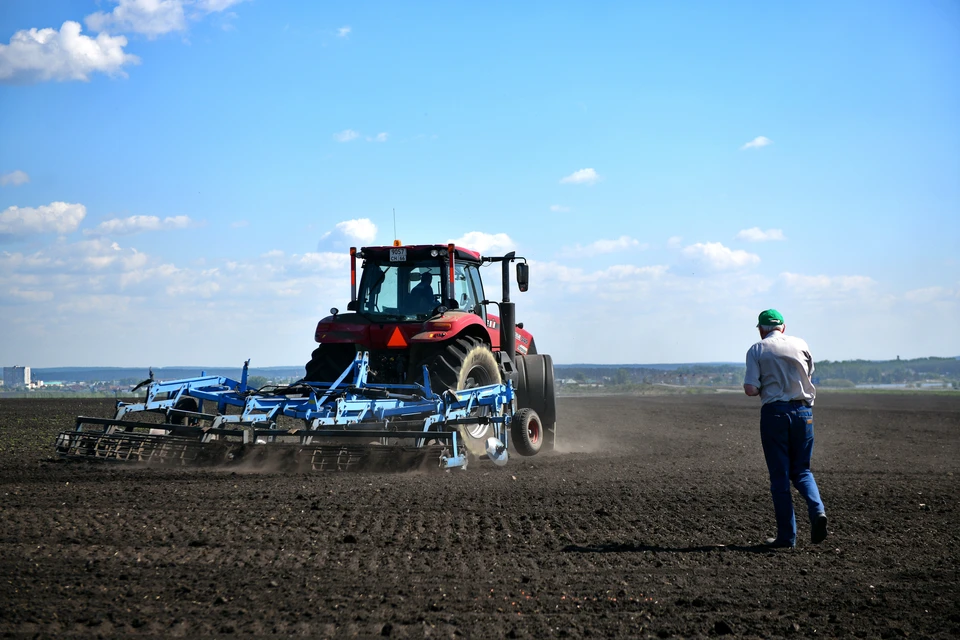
[{"x1": 757, "y1": 309, "x2": 784, "y2": 327}]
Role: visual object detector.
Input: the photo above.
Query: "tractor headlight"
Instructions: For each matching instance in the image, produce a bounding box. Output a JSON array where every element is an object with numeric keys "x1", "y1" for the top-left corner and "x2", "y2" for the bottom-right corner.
[{"x1": 430, "y1": 249, "x2": 439, "y2": 257}]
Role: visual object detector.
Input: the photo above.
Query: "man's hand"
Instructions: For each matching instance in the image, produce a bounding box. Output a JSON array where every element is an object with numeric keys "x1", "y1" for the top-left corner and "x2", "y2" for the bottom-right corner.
[{"x1": 743, "y1": 384, "x2": 760, "y2": 397}]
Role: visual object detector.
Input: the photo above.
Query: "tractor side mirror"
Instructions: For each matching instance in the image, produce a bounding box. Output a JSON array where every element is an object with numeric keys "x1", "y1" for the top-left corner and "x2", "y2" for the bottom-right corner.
[
  {"x1": 347, "y1": 300, "x2": 357, "y2": 311},
  {"x1": 516, "y1": 262, "x2": 529, "y2": 292}
]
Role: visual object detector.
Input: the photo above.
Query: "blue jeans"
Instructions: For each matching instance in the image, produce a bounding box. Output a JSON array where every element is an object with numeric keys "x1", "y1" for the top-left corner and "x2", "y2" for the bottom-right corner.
[{"x1": 760, "y1": 401, "x2": 825, "y2": 545}]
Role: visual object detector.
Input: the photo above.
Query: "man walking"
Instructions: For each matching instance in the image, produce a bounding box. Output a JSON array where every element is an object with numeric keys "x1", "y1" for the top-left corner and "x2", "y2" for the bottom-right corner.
[{"x1": 744, "y1": 309, "x2": 828, "y2": 548}]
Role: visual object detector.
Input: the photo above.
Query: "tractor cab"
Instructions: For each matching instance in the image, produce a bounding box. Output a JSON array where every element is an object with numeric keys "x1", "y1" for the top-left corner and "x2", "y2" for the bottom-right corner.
[{"x1": 351, "y1": 244, "x2": 487, "y2": 322}]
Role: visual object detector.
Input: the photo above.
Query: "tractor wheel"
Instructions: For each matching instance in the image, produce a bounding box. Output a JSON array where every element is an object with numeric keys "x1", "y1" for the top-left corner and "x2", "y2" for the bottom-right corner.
[
  {"x1": 304, "y1": 344, "x2": 356, "y2": 382},
  {"x1": 511, "y1": 408, "x2": 543, "y2": 456},
  {"x1": 514, "y1": 354, "x2": 557, "y2": 451},
  {"x1": 411, "y1": 336, "x2": 501, "y2": 443}
]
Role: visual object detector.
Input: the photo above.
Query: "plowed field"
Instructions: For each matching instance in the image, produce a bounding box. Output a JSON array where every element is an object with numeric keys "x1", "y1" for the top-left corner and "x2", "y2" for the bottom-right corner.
[{"x1": 1, "y1": 393, "x2": 957, "y2": 638}]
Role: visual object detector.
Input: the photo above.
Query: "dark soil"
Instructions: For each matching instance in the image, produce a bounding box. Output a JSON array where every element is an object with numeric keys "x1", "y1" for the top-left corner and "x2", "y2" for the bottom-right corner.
[{"x1": 1, "y1": 393, "x2": 957, "y2": 638}]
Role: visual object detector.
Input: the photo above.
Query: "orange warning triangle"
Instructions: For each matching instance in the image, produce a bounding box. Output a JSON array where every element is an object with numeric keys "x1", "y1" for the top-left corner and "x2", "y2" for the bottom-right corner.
[{"x1": 387, "y1": 326, "x2": 408, "y2": 348}]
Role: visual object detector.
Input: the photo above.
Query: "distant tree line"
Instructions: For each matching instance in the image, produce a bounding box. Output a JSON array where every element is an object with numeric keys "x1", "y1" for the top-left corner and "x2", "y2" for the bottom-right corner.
[
  {"x1": 555, "y1": 356, "x2": 960, "y2": 389},
  {"x1": 814, "y1": 357, "x2": 960, "y2": 385}
]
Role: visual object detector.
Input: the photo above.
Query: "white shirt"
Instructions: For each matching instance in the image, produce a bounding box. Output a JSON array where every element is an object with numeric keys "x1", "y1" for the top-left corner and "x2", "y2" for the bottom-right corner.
[{"x1": 744, "y1": 331, "x2": 816, "y2": 406}]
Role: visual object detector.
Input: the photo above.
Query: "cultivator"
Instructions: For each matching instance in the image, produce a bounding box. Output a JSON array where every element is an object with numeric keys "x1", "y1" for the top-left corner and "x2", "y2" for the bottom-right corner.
[{"x1": 55, "y1": 352, "x2": 518, "y2": 471}]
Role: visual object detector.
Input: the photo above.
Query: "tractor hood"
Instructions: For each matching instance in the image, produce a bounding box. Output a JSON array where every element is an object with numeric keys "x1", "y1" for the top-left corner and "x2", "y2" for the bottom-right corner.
[{"x1": 315, "y1": 311, "x2": 487, "y2": 350}]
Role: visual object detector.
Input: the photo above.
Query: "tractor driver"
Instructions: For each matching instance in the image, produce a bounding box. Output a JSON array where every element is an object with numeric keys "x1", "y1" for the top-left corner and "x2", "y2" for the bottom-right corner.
[{"x1": 409, "y1": 271, "x2": 437, "y2": 313}]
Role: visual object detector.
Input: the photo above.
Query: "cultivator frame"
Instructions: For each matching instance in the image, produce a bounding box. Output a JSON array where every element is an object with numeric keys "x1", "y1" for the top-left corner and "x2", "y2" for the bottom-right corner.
[{"x1": 55, "y1": 352, "x2": 516, "y2": 471}]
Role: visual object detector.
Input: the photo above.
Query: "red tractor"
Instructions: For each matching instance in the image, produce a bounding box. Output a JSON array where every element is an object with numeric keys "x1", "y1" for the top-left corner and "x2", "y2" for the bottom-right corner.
[{"x1": 305, "y1": 243, "x2": 556, "y2": 453}]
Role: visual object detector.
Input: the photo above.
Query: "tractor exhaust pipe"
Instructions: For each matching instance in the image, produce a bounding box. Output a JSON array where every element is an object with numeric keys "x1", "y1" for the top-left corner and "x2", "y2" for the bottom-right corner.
[{"x1": 500, "y1": 252, "x2": 516, "y2": 366}]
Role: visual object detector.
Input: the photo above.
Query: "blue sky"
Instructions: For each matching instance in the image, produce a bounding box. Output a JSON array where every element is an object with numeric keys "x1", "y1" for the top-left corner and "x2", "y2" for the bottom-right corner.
[{"x1": 1, "y1": 0, "x2": 958, "y2": 368}]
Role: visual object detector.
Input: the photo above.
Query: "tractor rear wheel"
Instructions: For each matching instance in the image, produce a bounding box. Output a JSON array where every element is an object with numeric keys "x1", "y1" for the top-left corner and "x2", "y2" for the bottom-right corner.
[
  {"x1": 411, "y1": 336, "x2": 501, "y2": 442},
  {"x1": 514, "y1": 354, "x2": 557, "y2": 451},
  {"x1": 304, "y1": 344, "x2": 356, "y2": 383}
]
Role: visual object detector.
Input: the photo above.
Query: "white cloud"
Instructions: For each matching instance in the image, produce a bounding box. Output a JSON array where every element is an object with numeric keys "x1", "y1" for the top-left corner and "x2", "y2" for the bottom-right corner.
[
  {"x1": 85, "y1": 1, "x2": 247, "y2": 38},
  {"x1": 85, "y1": 214, "x2": 193, "y2": 235},
  {"x1": 335, "y1": 219, "x2": 377, "y2": 243},
  {"x1": 741, "y1": 136, "x2": 772, "y2": 150},
  {"x1": 230, "y1": 220, "x2": 249, "y2": 228},
  {"x1": 333, "y1": 129, "x2": 359, "y2": 143},
  {"x1": 563, "y1": 236, "x2": 644, "y2": 258},
  {"x1": 0, "y1": 170, "x2": 30, "y2": 187},
  {"x1": 86, "y1": 0, "x2": 187, "y2": 38},
  {"x1": 682, "y1": 242, "x2": 760, "y2": 270},
  {"x1": 560, "y1": 168, "x2": 600, "y2": 185},
  {"x1": 337, "y1": 26, "x2": 351, "y2": 38},
  {"x1": 0, "y1": 202, "x2": 86, "y2": 235},
  {"x1": 550, "y1": 205, "x2": 570, "y2": 213},
  {"x1": 667, "y1": 236, "x2": 683, "y2": 248},
  {"x1": 368, "y1": 132, "x2": 388, "y2": 143},
  {"x1": 0, "y1": 21, "x2": 139, "y2": 84},
  {"x1": 903, "y1": 286, "x2": 957, "y2": 304},
  {"x1": 736, "y1": 227, "x2": 785, "y2": 242},
  {"x1": 316, "y1": 218, "x2": 378, "y2": 250},
  {"x1": 450, "y1": 231, "x2": 516, "y2": 255}
]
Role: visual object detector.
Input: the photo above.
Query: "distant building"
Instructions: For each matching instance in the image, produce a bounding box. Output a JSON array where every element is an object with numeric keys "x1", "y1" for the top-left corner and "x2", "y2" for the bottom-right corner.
[{"x1": 3, "y1": 366, "x2": 31, "y2": 388}]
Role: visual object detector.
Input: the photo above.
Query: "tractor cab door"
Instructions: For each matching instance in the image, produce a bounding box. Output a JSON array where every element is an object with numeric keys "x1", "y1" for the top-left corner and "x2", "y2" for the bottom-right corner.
[{"x1": 460, "y1": 264, "x2": 485, "y2": 320}]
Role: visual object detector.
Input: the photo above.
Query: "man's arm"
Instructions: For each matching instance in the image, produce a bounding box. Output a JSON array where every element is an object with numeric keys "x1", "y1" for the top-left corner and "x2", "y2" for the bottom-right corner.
[{"x1": 743, "y1": 344, "x2": 762, "y2": 397}]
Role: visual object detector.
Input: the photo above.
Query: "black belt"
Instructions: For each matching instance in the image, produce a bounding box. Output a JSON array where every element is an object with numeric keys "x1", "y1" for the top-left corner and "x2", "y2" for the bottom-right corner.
[{"x1": 765, "y1": 399, "x2": 810, "y2": 408}]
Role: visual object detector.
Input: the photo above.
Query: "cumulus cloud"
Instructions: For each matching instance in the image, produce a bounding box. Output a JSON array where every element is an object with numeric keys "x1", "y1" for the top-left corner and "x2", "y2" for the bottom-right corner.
[
  {"x1": 449, "y1": 231, "x2": 515, "y2": 255},
  {"x1": 0, "y1": 171, "x2": 30, "y2": 187},
  {"x1": 317, "y1": 218, "x2": 378, "y2": 250},
  {"x1": 741, "y1": 136, "x2": 772, "y2": 150},
  {"x1": 335, "y1": 219, "x2": 377, "y2": 243},
  {"x1": 333, "y1": 129, "x2": 359, "y2": 143},
  {"x1": 0, "y1": 202, "x2": 86, "y2": 235},
  {"x1": 550, "y1": 205, "x2": 570, "y2": 213},
  {"x1": 682, "y1": 242, "x2": 760, "y2": 270},
  {"x1": 86, "y1": 0, "x2": 186, "y2": 37},
  {"x1": 736, "y1": 227, "x2": 785, "y2": 242},
  {"x1": 85, "y1": 215, "x2": 192, "y2": 236},
  {"x1": 667, "y1": 236, "x2": 683, "y2": 248},
  {"x1": 563, "y1": 236, "x2": 644, "y2": 258},
  {"x1": 560, "y1": 168, "x2": 600, "y2": 185},
  {"x1": 85, "y1": 0, "x2": 245, "y2": 38},
  {"x1": 0, "y1": 22, "x2": 139, "y2": 84},
  {"x1": 337, "y1": 26, "x2": 351, "y2": 37},
  {"x1": 368, "y1": 132, "x2": 388, "y2": 143}
]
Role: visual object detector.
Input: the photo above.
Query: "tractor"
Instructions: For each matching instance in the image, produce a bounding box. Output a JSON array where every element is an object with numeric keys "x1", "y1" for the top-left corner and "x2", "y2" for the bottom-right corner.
[
  {"x1": 304, "y1": 242, "x2": 557, "y2": 453},
  {"x1": 53, "y1": 242, "x2": 556, "y2": 471}
]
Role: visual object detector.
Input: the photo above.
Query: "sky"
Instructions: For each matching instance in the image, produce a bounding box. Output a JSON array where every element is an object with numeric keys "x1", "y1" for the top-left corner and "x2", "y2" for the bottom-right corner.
[{"x1": 1, "y1": 0, "x2": 958, "y2": 368}]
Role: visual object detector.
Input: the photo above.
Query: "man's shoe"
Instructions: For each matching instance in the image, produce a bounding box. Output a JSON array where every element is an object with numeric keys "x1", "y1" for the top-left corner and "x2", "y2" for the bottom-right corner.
[
  {"x1": 763, "y1": 537, "x2": 795, "y2": 549},
  {"x1": 812, "y1": 513, "x2": 828, "y2": 544}
]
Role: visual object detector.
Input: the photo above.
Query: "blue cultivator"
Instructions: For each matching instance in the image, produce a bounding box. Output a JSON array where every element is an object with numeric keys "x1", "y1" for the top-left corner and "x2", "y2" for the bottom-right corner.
[{"x1": 55, "y1": 352, "x2": 514, "y2": 471}]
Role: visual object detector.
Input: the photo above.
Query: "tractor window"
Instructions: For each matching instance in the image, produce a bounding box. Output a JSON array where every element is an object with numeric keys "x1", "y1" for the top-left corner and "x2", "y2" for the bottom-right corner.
[
  {"x1": 454, "y1": 264, "x2": 480, "y2": 315},
  {"x1": 358, "y1": 261, "x2": 442, "y2": 318},
  {"x1": 464, "y1": 265, "x2": 485, "y2": 318}
]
